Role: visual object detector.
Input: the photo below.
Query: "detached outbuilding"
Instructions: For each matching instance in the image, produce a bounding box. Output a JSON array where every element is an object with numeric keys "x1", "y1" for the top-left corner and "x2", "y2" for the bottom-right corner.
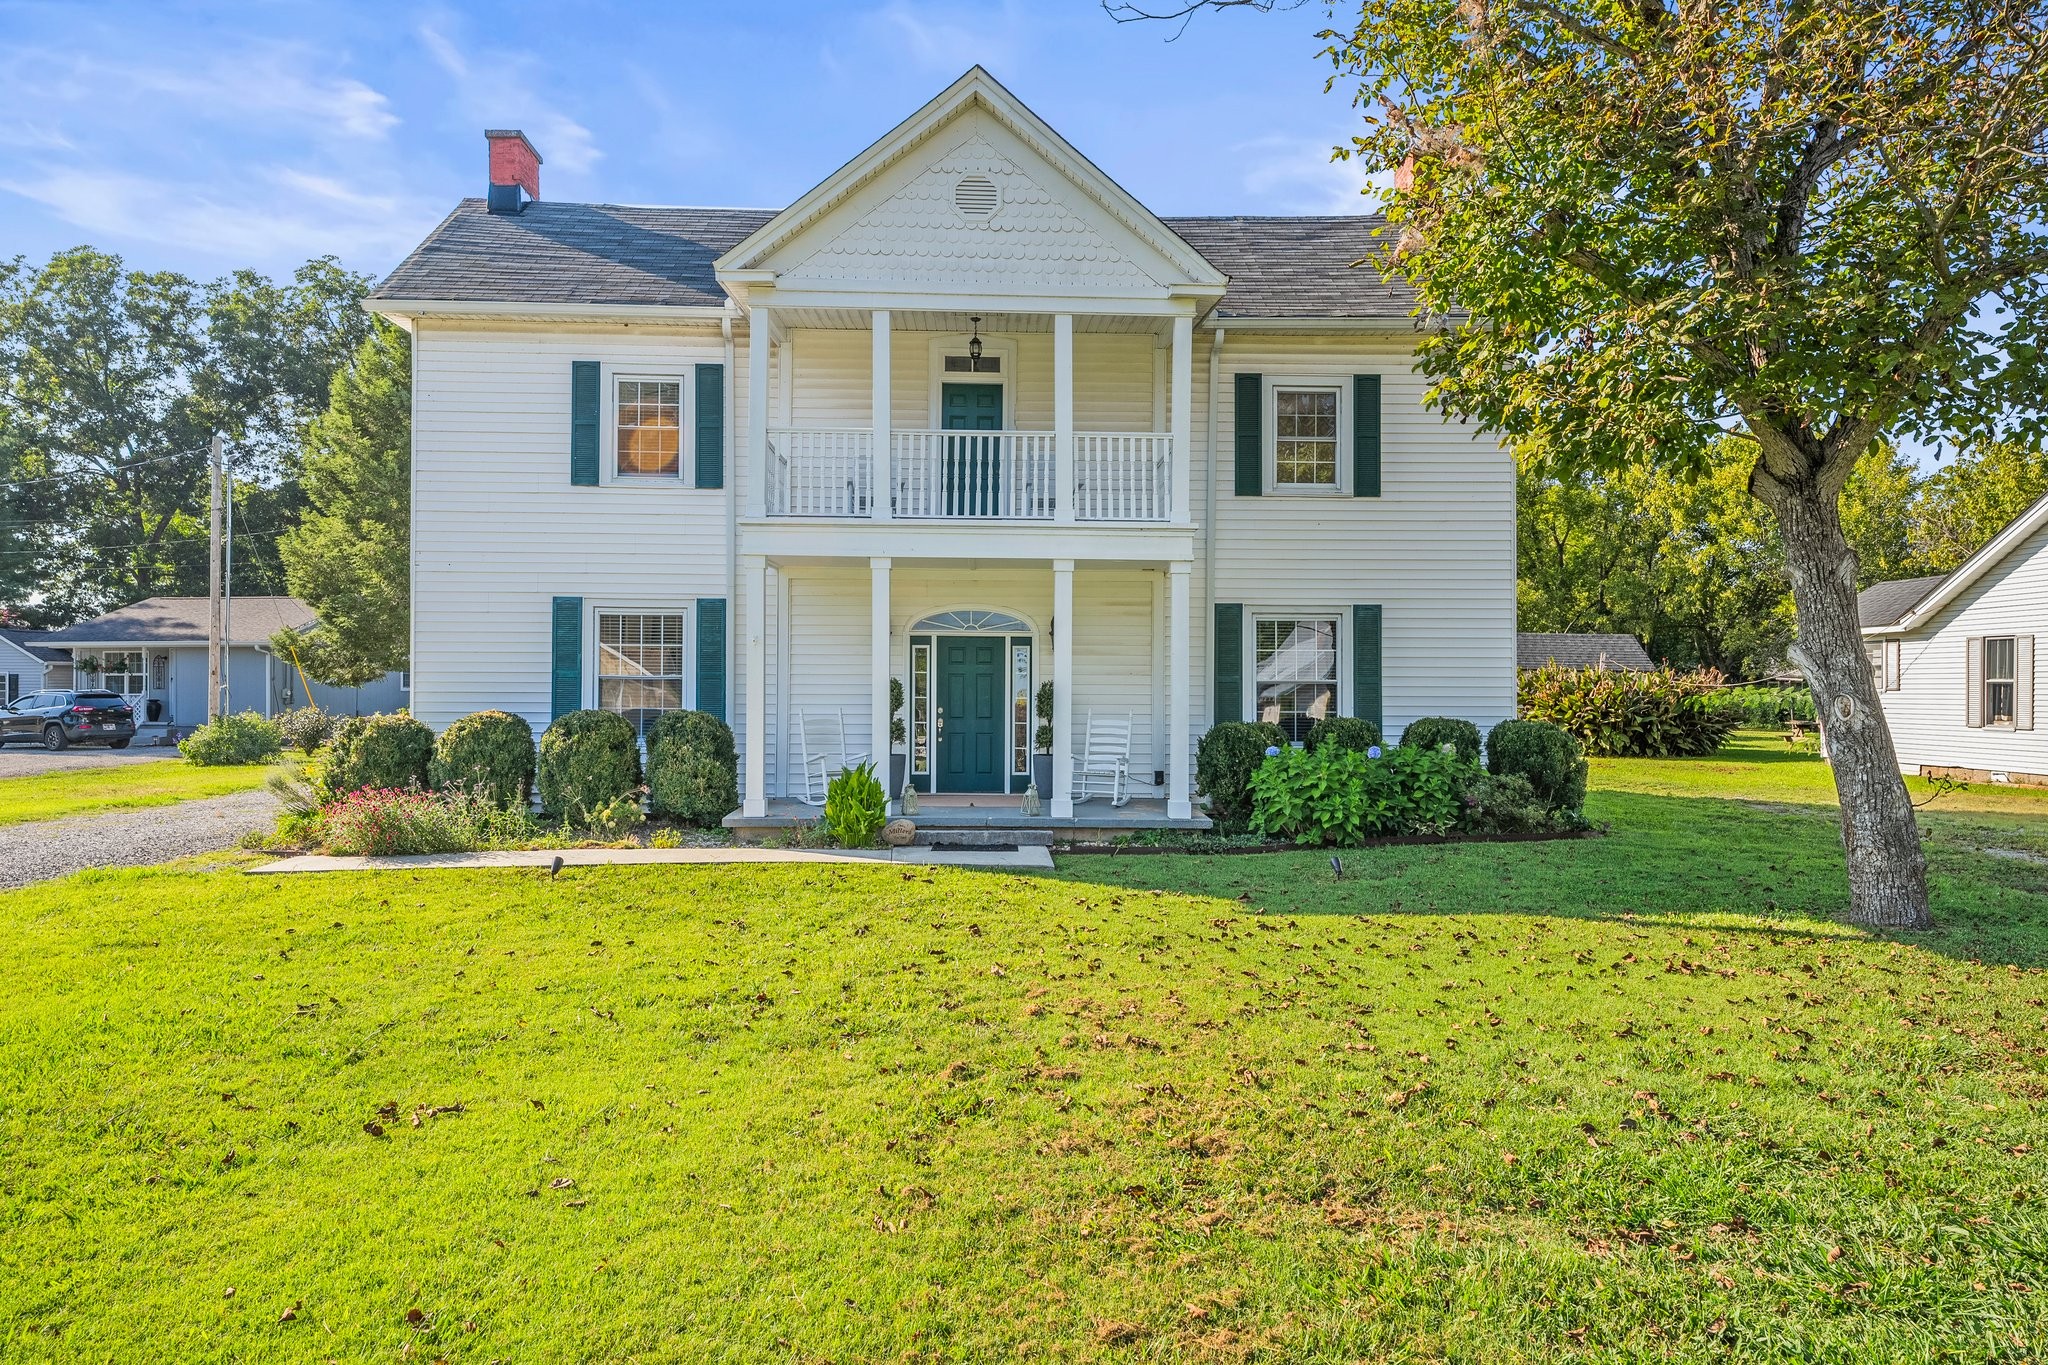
[
  {"x1": 1861, "y1": 493, "x2": 2045, "y2": 785},
  {"x1": 40, "y1": 597, "x2": 409, "y2": 740},
  {"x1": 1516, "y1": 633, "x2": 1654, "y2": 673}
]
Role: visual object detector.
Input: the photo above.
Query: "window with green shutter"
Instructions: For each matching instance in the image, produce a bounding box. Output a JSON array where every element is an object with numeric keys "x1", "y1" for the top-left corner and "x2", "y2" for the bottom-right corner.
[
  {"x1": 1352, "y1": 604, "x2": 1383, "y2": 733},
  {"x1": 1352, "y1": 374, "x2": 1381, "y2": 497},
  {"x1": 551, "y1": 597, "x2": 583, "y2": 719},
  {"x1": 1213, "y1": 603, "x2": 1243, "y2": 724},
  {"x1": 1233, "y1": 373, "x2": 1262, "y2": 496},
  {"x1": 696, "y1": 598, "x2": 727, "y2": 720}
]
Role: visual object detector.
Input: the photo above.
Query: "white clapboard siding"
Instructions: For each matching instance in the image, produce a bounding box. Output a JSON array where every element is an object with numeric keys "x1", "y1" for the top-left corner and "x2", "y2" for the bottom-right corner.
[
  {"x1": 1877, "y1": 516, "x2": 2048, "y2": 778},
  {"x1": 409, "y1": 323, "x2": 742, "y2": 749},
  {"x1": 1194, "y1": 333, "x2": 1518, "y2": 748}
]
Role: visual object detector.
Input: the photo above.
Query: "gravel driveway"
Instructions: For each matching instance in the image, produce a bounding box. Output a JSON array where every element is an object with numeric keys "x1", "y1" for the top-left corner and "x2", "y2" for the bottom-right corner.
[
  {"x1": 0, "y1": 745, "x2": 182, "y2": 777},
  {"x1": 0, "y1": 789, "x2": 278, "y2": 890}
]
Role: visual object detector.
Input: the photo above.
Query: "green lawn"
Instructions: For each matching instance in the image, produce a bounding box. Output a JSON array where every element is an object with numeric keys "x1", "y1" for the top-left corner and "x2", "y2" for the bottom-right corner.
[
  {"x1": 0, "y1": 760, "x2": 274, "y2": 826},
  {"x1": 2, "y1": 745, "x2": 2044, "y2": 1361}
]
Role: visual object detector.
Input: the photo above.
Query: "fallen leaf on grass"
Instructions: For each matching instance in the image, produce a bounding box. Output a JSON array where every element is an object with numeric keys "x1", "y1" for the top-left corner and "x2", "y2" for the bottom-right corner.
[
  {"x1": 279, "y1": 1301, "x2": 300, "y2": 1324},
  {"x1": 548, "y1": 1177, "x2": 575, "y2": 1190}
]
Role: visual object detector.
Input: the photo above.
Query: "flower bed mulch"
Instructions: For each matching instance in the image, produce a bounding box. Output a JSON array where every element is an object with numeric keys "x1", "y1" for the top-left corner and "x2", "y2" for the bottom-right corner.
[{"x1": 1055, "y1": 827, "x2": 1601, "y2": 856}]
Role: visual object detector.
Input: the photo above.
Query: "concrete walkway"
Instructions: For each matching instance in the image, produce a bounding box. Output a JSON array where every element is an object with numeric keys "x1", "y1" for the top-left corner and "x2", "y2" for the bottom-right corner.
[{"x1": 252, "y1": 844, "x2": 1054, "y2": 875}]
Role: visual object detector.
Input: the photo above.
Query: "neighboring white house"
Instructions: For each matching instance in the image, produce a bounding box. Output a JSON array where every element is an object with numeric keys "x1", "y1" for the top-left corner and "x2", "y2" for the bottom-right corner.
[
  {"x1": 1861, "y1": 491, "x2": 2046, "y2": 785},
  {"x1": 369, "y1": 67, "x2": 1517, "y2": 826},
  {"x1": 0, "y1": 628, "x2": 70, "y2": 701},
  {"x1": 41, "y1": 597, "x2": 409, "y2": 739}
]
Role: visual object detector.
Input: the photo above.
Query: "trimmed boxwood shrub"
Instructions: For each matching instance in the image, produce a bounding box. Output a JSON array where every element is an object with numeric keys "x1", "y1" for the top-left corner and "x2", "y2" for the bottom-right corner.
[
  {"x1": 181, "y1": 712, "x2": 283, "y2": 766},
  {"x1": 537, "y1": 709, "x2": 641, "y2": 822},
  {"x1": 429, "y1": 710, "x2": 535, "y2": 810},
  {"x1": 1486, "y1": 718, "x2": 1588, "y2": 814},
  {"x1": 321, "y1": 713, "x2": 434, "y2": 798},
  {"x1": 1195, "y1": 720, "x2": 1290, "y2": 831},
  {"x1": 1304, "y1": 715, "x2": 1381, "y2": 755},
  {"x1": 1402, "y1": 715, "x2": 1483, "y2": 766},
  {"x1": 646, "y1": 709, "x2": 738, "y2": 825}
]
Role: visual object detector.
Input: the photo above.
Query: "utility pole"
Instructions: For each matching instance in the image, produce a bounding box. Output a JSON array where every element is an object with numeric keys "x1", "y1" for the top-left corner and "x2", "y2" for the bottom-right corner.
[{"x1": 207, "y1": 433, "x2": 223, "y2": 723}]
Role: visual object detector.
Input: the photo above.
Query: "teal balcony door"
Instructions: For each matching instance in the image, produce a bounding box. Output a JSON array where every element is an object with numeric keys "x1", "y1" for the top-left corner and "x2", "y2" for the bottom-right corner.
[
  {"x1": 936, "y1": 637, "x2": 1005, "y2": 792},
  {"x1": 942, "y1": 383, "x2": 1002, "y2": 517}
]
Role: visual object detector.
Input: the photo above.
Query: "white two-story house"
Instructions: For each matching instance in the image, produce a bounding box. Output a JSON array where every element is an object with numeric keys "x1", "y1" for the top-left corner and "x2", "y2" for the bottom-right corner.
[{"x1": 369, "y1": 67, "x2": 1515, "y2": 829}]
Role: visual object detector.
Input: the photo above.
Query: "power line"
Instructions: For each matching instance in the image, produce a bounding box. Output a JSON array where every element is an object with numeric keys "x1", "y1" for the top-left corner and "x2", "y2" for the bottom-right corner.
[{"x1": 0, "y1": 445, "x2": 216, "y2": 492}]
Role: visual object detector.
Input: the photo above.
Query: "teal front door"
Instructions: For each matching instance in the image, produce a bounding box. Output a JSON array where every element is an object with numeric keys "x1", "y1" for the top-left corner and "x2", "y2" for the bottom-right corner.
[
  {"x1": 941, "y1": 383, "x2": 1003, "y2": 517},
  {"x1": 936, "y1": 637, "x2": 1005, "y2": 792}
]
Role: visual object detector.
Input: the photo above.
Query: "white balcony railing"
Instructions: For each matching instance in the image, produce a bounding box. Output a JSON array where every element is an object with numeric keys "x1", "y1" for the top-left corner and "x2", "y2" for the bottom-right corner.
[
  {"x1": 1075, "y1": 432, "x2": 1171, "y2": 522},
  {"x1": 764, "y1": 427, "x2": 1172, "y2": 522}
]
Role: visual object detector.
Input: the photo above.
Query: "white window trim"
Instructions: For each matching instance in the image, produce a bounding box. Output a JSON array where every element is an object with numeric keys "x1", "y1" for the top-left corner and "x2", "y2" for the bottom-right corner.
[
  {"x1": 588, "y1": 601, "x2": 694, "y2": 718},
  {"x1": 605, "y1": 371, "x2": 691, "y2": 486},
  {"x1": 1244, "y1": 609, "x2": 1350, "y2": 739},
  {"x1": 924, "y1": 334, "x2": 1019, "y2": 428},
  {"x1": 1264, "y1": 376, "x2": 1349, "y2": 496}
]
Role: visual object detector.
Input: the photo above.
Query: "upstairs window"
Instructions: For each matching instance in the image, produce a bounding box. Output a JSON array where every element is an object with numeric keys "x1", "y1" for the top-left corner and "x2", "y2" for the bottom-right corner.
[
  {"x1": 1273, "y1": 386, "x2": 1340, "y2": 490},
  {"x1": 615, "y1": 379, "x2": 681, "y2": 478}
]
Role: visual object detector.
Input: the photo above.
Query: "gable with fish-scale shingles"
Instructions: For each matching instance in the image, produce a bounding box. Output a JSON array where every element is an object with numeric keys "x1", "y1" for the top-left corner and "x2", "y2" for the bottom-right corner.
[{"x1": 773, "y1": 119, "x2": 1170, "y2": 295}]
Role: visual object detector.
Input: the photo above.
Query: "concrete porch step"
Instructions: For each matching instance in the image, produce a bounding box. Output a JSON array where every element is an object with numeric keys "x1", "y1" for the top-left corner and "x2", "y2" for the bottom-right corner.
[{"x1": 913, "y1": 827, "x2": 1054, "y2": 848}]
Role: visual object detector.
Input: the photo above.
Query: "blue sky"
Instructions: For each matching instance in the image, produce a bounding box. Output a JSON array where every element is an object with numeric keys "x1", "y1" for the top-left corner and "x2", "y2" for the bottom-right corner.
[{"x1": 0, "y1": 0, "x2": 1374, "y2": 284}]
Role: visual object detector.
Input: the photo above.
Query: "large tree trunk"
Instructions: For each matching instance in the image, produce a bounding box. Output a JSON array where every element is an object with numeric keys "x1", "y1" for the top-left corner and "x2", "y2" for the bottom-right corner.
[{"x1": 1766, "y1": 479, "x2": 1932, "y2": 929}]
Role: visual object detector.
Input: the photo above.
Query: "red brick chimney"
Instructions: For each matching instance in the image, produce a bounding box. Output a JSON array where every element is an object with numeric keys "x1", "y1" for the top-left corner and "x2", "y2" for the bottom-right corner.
[{"x1": 486, "y1": 130, "x2": 541, "y2": 213}]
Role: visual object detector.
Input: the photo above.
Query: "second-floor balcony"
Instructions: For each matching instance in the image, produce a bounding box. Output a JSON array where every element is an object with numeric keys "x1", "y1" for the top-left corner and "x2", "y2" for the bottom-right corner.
[{"x1": 765, "y1": 427, "x2": 1173, "y2": 522}]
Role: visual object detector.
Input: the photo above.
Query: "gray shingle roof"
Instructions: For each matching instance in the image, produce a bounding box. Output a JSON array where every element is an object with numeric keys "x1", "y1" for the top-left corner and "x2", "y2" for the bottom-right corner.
[
  {"x1": 370, "y1": 201, "x2": 1418, "y2": 322},
  {"x1": 43, "y1": 596, "x2": 318, "y2": 646},
  {"x1": 0, "y1": 628, "x2": 68, "y2": 664},
  {"x1": 1857, "y1": 573, "x2": 1949, "y2": 629},
  {"x1": 1517, "y1": 633, "x2": 1655, "y2": 672}
]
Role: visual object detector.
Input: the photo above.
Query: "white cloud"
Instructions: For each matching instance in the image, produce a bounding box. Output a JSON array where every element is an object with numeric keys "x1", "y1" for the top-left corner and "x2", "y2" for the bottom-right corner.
[
  {"x1": 1237, "y1": 134, "x2": 1389, "y2": 214},
  {"x1": 1, "y1": 164, "x2": 438, "y2": 265},
  {"x1": 863, "y1": 0, "x2": 1025, "y2": 75},
  {"x1": 416, "y1": 22, "x2": 601, "y2": 176},
  {"x1": 6, "y1": 46, "x2": 398, "y2": 141}
]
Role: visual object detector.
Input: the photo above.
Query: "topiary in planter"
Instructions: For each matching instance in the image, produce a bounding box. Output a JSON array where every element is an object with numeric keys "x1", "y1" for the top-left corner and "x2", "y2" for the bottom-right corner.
[
  {"x1": 429, "y1": 710, "x2": 535, "y2": 810},
  {"x1": 1401, "y1": 715, "x2": 1483, "y2": 766},
  {"x1": 1304, "y1": 716, "x2": 1381, "y2": 755},
  {"x1": 646, "y1": 709, "x2": 738, "y2": 825},
  {"x1": 320, "y1": 713, "x2": 434, "y2": 798},
  {"x1": 1194, "y1": 720, "x2": 1290, "y2": 831},
  {"x1": 537, "y1": 709, "x2": 642, "y2": 823},
  {"x1": 1486, "y1": 718, "x2": 1588, "y2": 814}
]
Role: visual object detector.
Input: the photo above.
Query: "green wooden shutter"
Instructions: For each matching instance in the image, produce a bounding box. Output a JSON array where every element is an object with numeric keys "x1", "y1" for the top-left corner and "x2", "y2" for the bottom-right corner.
[
  {"x1": 1352, "y1": 604, "x2": 1382, "y2": 734},
  {"x1": 1213, "y1": 603, "x2": 1244, "y2": 725},
  {"x1": 570, "y1": 361, "x2": 601, "y2": 486},
  {"x1": 1353, "y1": 374, "x2": 1382, "y2": 497},
  {"x1": 1233, "y1": 373, "x2": 1262, "y2": 497},
  {"x1": 551, "y1": 596, "x2": 583, "y2": 720},
  {"x1": 694, "y1": 363, "x2": 724, "y2": 490},
  {"x1": 696, "y1": 597, "x2": 727, "y2": 721}
]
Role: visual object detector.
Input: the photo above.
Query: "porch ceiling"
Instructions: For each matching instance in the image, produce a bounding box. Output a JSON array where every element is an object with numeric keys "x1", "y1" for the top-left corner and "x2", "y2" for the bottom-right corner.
[{"x1": 770, "y1": 307, "x2": 1169, "y2": 335}]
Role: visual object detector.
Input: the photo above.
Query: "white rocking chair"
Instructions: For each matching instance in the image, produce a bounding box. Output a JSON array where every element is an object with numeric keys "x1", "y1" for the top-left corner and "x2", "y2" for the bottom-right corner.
[
  {"x1": 1071, "y1": 711, "x2": 1133, "y2": 808},
  {"x1": 796, "y1": 709, "x2": 869, "y2": 807}
]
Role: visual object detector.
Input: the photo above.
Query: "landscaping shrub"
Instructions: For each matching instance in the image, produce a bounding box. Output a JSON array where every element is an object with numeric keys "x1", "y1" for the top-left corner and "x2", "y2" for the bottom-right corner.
[
  {"x1": 1486, "y1": 719, "x2": 1588, "y2": 814},
  {"x1": 585, "y1": 794, "x2": 646, "y2": 842},
  {"x1": 319, "y1": 786, "x2": 534, "y2": 857},
  {"x1": 1249, "y1": 743, "x2": 1468, "y2": 846},
  {"x1": 1518, "y1": 663, "x2": 1743, "y2": 757},
  {"x1": 646, "y1": 710, "x2": 738, "y2": 825},
  {"x1": 1304, "y1": 715, "x2": 1381, "y2": 754},
  {"x1": 321, "y1": 713, "x2": 435, "y2": 799},
  {"x1": 275, "y1": 705, "x2": 334, "y2": 755},
  {"x1": 429, "y1": 710, "x2": 535, "y2": 809},
  {"x1": 1401, "y1": 715, "x2": 1483, "y2": 766},
  {"x1": 1459, "y1": 772, "x2": 1559, "y2": 834},
  {"x1": 824, "y1": 760, "x2": 888, "y2": 847},
  {"x1": 536, "y1": 709, "x2": 641, "y2": 822},
  {"x1": 1195, "y1": 721, "x2": 1291, "y2": 831},
  {"x1": 181, "y1": 712, "x2": 283, "y2": 766},
  {"x1": 1722, "y1": 684, "x2": 1817, "y2": 727}
]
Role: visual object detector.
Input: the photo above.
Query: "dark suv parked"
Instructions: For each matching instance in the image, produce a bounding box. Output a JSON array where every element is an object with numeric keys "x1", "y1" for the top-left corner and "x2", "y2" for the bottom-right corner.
[{"x1": 0, "y1": 689, "x2": 137, "y2": 750}]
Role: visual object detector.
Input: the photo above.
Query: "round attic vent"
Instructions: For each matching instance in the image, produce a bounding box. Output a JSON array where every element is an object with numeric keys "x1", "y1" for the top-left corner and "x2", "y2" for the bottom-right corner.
[{"x1": 953, "y1": 174, "x2": 999, "y2": 219}]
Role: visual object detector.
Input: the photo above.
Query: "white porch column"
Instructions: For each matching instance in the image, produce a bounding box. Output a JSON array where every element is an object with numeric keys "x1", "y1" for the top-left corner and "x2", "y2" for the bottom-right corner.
[
  {"x1": 1053, "y1": 313, "x2": 1075, "y2": 525},
  {"x1": 871, "y1": 310, "x2": 892, "y2": 522},
  {"x1": 1167, "y1": 559, "x2": 1193, "y2": 819},
  {"x1": 742, "y1": 554, "x2": 769, "y2": 816},
  {"x1": 1150, "y1": 571, "x2": 1167, "y2": 790},
  {"x1": 746, "y1": 305, "x2": 771, "y2": 519},
  {"x1": 1170, "y1": 313, "x2": 1193, "y2": 525},
  {"x1": 870, "y1": 557, "x2": 893, "y2": 811},
  {"x1": 1051, "y1": 557, "x2": 1075, "y2": 818}
]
